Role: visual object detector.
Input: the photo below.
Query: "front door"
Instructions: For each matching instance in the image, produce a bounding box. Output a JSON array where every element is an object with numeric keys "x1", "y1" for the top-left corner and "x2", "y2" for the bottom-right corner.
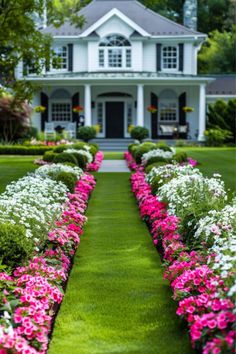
[{"x1": 106, "y1": 102, "x2": 124, "y2": 138}]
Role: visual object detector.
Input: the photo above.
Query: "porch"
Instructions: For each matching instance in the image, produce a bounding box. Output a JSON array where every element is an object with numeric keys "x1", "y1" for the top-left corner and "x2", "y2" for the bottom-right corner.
[{"x1": 30, "y1": 74, "x2": 210, "y2": 141}]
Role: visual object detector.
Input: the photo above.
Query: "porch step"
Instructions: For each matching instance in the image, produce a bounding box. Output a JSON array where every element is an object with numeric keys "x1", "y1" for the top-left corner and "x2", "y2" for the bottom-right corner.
[
  {"x1": 91, "y1": 139, "x2": 134, "y2": 151},
  {"x1": 90, "y1": 138, "x2": 180, "y2": 151}
]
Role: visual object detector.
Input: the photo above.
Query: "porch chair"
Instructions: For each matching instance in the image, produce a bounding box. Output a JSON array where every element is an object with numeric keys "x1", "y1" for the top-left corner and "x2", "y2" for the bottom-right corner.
[
  {"x1": 178, "y1": 124, "x2": 189, "y2": 139},
  {"x1": 44, "y1": 122, "x2": 56, "y2": 141},
  {"x1": 65, "y1": 122, "x2": 77, "y2": 139}
]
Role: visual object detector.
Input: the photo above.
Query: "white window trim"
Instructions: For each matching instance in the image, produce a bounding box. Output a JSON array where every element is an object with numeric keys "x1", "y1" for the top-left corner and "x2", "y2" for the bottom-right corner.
[
  {"x1": 161, "y1": 45, "x2": 179, "y2": 72},
  {"x1": 49, "y1": 99, "x2": 72, "y2": 124},
  {"x1": 50, "y1": 45, "x2": 68, "y2": 73},
  {"x1": 99, "y1": 47, "x2": 132, "y2": 70}
]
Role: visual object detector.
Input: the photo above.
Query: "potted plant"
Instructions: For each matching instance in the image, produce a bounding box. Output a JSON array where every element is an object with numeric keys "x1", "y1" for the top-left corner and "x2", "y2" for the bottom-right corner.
[
  {"x1": 183, "y1": 106, "x2": 194, "y2": 113},
  {"x1": 147, "y1": 105, "x2": 158, "y2": 113}
]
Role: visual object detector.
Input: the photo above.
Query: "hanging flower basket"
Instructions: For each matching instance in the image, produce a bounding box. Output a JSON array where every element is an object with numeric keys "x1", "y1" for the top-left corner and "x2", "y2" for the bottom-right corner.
[
  {"x1": 183, "y1": 106, "x2": 194, "y2": 113},
  {"x1": 147, "y1": 105, "x2": 158, "y2": 113},
  {"x1": 34, "y1": 105, "x2": 46, "y2": 113},
  {"x1": 73, "y1": 105, "x2": 83, "y2": 113}
]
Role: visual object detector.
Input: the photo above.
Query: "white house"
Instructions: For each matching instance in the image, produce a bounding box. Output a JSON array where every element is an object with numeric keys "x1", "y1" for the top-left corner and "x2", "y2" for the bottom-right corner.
[{"x1": 16, "y1": 0, "x2": 218, "y2": 141}]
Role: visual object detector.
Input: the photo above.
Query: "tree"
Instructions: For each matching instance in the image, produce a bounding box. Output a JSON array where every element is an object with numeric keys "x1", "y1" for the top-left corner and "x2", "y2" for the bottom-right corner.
[
  {"x1": 207, "y1": 99, "x2": 236, "y2": 143},
  {"x1": 0, "y1": 93, "x2": 32, "y2": 142},
  {"x1": 198, "y1": 26, "x2": 236, "y2": 74},
  {"x1": 0, "y1": 0, "x2": 85, "y2": 101}
]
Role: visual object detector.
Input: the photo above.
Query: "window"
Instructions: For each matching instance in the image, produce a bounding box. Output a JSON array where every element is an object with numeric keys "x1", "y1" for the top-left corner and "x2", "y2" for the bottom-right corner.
[
  {"x1": 126, "y1": 102, "x2": 133, "y2": 133},
  {"x1": 51, "y1": 103, "x2": 71, "y2": 121},
  {"x1": 99, "y1": 35, "x2": 132, "y2": 69},
  {"x1": 160, "y1": 101, "x2": 177, "y2": 121},
  {"x1": 162, "y1": 46, "x2": 178, "y2": 70},
  {"x1": 52, "y1": 46, "x2": 68, "y2": 70}
]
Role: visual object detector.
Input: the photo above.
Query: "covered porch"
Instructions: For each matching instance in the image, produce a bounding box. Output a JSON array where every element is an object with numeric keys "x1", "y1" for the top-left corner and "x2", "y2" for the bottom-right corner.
[{"x1": 30, "y1": 73, "x2": 212, "y2": 141}]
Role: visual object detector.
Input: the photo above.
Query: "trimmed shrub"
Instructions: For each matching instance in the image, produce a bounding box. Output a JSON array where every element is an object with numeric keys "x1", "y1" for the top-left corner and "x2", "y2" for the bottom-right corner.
[
  {"x1": 173, "y1": 152, "x2": 188, "y2": 163},
  {"x1": 53, "y1": 152, "x2": 78, "y2": 165},
  {"x1": 134, "y1": 142, "x2": 157, "y2": 164},
  {"x1": 156, "y1": 142, "x2": 172, "y2": 152},
  {"x1": 55, "y1": 171, "x2": 77, "y2": 193},
  {"x1": 72, "y1": 153, "x2": 87, "y2": 169},
  {"x1": 77, "y1": 126, "x2": 97, "y2": 142},
  {"x1": 128, "y1": 143, "x2": 139, "y2": 154},
  {"x1": 204, "y1": 128, "x2": 233, "y2": 146},
  {"x1": 130, "y1": 126, "x2": 149, "y2": 142},
  {"x1": 71, "y1": 142, "x2": 97, "y2": 158},
  {"x1": 145, "y1": 156, "x2": 170, "y2": 167},
  {"x1": 0, "y1": 145, "x2": 53, "y2": 155},
  {"x1": 53, "y1": 145, "x2": 68, "y2": 153},
  {"x1": 0, "y1": 222, "x2": 34, "y2": 269},
  {"x1": 43, "y1": 151, "x2": 57, "y2": 162},
  {"x1": 89, "y1": 143, "x2": 99, "y2": 153}
]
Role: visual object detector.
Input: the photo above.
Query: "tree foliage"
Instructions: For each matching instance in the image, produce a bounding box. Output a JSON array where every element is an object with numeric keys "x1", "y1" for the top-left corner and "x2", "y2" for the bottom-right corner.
[
  {"x1": 0, "y1": 0, "x2": 85, "y2": 101},
  {"x1": 0, "y1": 93, "x2": 32, "y2": 142},
  {"x1": 198, "y1": 26, "x2": 236, "y2": 74},
  {"x1": 207, "y1": 99, "x2": 236, "y2": 143}
]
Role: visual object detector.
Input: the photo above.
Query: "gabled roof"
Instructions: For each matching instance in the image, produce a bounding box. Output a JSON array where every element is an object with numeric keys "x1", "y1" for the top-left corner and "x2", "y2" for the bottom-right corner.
[
  {"x1": 206, "y1": 75, "x2": 236, "y2": 95},
  {"x1": 42, "y1": 0, "x2": 205, "y2": 37}
]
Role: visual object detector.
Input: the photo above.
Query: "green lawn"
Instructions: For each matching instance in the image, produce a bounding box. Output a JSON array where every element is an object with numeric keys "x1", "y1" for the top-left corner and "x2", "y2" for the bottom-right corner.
[
  {"x1": 0, "y1": 156, "x2": 37, "y2": 193},
  {"x1": 177, "y1": 147, "x2": 236, "y2": 194},
  {"x1": 48, "y1": 173, "x2": 193, "y2": 354}
]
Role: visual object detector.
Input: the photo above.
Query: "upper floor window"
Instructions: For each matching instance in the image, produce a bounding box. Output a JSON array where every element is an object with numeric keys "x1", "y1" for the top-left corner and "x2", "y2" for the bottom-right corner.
[
  {"x1": 162, "y1": 46, "x2": 178, "y2": 70},
  {"x1": 99, "y1": 35, "x2": 132, "y2": 69},
  {"x1": 52, "y1": 46, "x2": 68, "y2": 70}
]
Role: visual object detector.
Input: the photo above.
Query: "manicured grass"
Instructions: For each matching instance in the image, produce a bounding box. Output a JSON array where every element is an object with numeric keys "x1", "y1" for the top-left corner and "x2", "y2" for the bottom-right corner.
[
  {"x1": 103, "y1": 151, "x2": 124, "y2": 160},
  {"x1": 177, "y1": 147, "x2": 236, "y2": 194},
  {"x1": 0, "y1": 156, "x2": 37, "y2": 193},
  {"x1": 48, "y1": 173, "x2": 193, "y2": 354}
]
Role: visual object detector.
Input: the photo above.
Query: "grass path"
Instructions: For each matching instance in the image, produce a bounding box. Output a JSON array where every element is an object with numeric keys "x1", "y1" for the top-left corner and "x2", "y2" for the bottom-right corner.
[{"x1": 48, "y1": 173, "x2": 193, "y2": 354}]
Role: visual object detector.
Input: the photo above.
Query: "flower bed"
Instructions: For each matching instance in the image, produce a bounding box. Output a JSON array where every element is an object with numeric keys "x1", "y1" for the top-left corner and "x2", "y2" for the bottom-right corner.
[
  {"x1": 0, "y1": 167, "x2": 96, "y2": 353},
  {"x1": 86, "y1": 151, "x2": 104, "y2": 172},
  {"x1": 125, "y1": 152, "x2": 236, "y2": 354}
]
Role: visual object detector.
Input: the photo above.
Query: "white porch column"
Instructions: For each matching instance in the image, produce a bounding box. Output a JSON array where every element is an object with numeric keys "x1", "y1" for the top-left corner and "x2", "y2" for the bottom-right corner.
[
  {"x1": 198, "y1": 83, "x2": 206, "y2": 141},
  {"x1": 137, "y1": 84, "x2": 144, "y2": 126},
  {"x1": 84, "y1": 84, "x2": 92, "y2": 126}
]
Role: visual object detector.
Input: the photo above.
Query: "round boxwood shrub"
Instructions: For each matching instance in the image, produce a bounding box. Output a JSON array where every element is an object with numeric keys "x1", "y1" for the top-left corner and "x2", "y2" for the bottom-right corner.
[
  {"x1": 173, "y1": 152, "x2": 188, "y2": 163},
  {"x1": 55, "y1": 171, "x2": 77, "y2": 193},
  {"x1": 145, "y1": 156, "x2": 171, "y2": 167},
  {"x1": 71, "y1": 142, "x2": 87, "y2": 150},
  {"x1": 53, "y1": 152, "x2": 78, "y2": 165},
  {"x1": 134, "y1": 142, "x2": 157, "y2": 164},
  {"x1": 71, "y1": 142, "x2": 96, "y2": 158},
  {"x1": 72, "y1": 152, "x2": 87, "y2": 169},
  {"x1": 156, "y1": 142, "x2": 172, "y2": 152},
  {"x1": 53, "y1": 145, "x2": 68, "y2": 153},
  {"x1": 43, "y1": 151, "x2": 57, "y2": 162},
  {"x1": 128, "y1": 143, "x2": 139, "y2": 154},
  {"x1": 130, "y1": 126, "x2": 149, "y2": 142},
  {"x1": 77, "y1": 126, "x2": 97, "y2": 142},
  {"x1": 89, "y1": 143, "x2": 99, "y2": 153},
  {"x1": 0, "y1": 222, "x2": 34, "y2": 269}
]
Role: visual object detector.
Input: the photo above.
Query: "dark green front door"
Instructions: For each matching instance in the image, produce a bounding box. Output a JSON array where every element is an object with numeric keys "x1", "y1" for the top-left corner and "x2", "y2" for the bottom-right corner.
[{"x1": 106, "y1": 102, "x2": 124, "y2": 138}]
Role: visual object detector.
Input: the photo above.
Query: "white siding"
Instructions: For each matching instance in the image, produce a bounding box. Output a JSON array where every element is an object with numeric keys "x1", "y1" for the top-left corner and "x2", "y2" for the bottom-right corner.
[
  {"x1": 132, "y1": 41, "x2": 143, "y2": 71},
  {"x1": 183, "y1": 43, "x2": 193, "y2": 75},
  {"x1": 88, "y1": 42, "x2": 98, "y2": 71},
  {"x1": 96, "y1": 15, "x2": 133, "y2": 38},
  {"x1": 143, "y1": 43, "x2": 156, "y2": 72},
  {"x1": 74, "y1": 42, "x2": 88, "y2": 72}
]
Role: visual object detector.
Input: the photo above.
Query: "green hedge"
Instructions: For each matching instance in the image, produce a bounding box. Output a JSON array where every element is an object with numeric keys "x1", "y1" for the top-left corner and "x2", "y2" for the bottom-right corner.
[{"x1": 0, "y1": 145, "x2": 53, "y2": 155}]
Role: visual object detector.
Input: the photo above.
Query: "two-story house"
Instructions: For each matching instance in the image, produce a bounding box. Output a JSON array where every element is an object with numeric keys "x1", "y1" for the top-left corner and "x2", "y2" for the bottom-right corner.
[{"x1": 18, "y1": 0, "x2": 215, "y2": 141}]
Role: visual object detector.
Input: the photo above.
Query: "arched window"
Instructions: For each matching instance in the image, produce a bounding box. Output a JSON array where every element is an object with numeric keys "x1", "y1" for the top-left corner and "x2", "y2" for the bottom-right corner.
[
  {"x1": 50, "y1": 89, "x2": 71, "y2": 122},
  {"x1": 99, "y1": 35, "x2": 132, "y2": 69},
  {"x1": 159, "y1": 90, "x2": 178, "y2": 122}
]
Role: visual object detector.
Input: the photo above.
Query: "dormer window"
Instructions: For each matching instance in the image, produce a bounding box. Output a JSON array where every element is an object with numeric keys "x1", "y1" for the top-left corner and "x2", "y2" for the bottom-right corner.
[
  {"x1": 161, "y1": 46, "x2": 178, "y2": 71},
  {"x1": 52, "y1": 46, "x2": 68, "y2": 70},
  {"x1": 99, "y1": 35, "x2": 132, "y2": 69}
]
